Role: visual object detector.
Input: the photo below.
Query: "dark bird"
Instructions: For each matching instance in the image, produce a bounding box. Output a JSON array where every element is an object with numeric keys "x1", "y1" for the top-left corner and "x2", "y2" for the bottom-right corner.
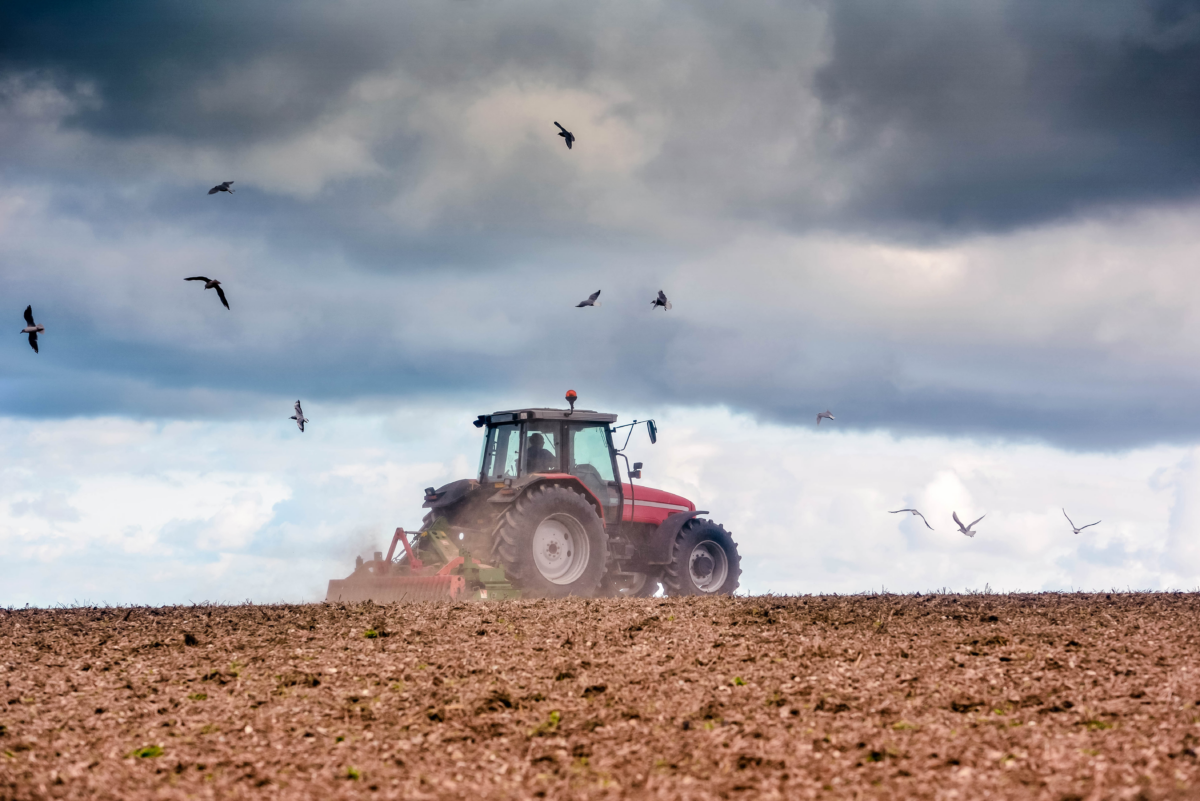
[
  {"x1": 577, "y1": 290, "x2": 602, "y2": 308},
  {"x1": 816, "y1": 410, "x2": 834, "y2": 425},
  {"x1": 290, "y1": 400, "x2": 309, "y2": 432},
  {"x1": 1063, "y1": 508, "x2": 1100, "y2": 535},
  {"x1": 554, "y1": 122, "x2": 575, "y2": 150},
  {"x1": 652, "y1": 290, "x2": 672, "y2": 310},
  {"x1": 952, "y1": 511, "x2": 985, "y2": 538},
  {"x1": 185, "y1": 276, "x2": 230, "y2": 309},
  {"x1": 208, "y1": 181, "x2": 235, "y2": 195},
  {"x1": 20, "y1": 305, "x2": 43, "y2": 353},
  {"x1": 890, "y1": 508, "x2": 934, "y2": 530}
]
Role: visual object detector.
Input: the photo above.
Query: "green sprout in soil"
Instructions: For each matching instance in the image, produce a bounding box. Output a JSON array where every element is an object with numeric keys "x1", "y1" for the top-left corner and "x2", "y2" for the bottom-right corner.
[
  {"x1": 131, "y1": 745, "x2": 163, "y2": 759},
  {"x1": 188, "y1": 693, "x2": 207, "y2": 701},
  {"x1": 531, "y1": 710, "x2": 561, "y2": 737},
  {"x1": 364, "y1": 629, "x2": 379, "y2": 639},
  {"x1": 732, "y1": 676, "x2": 747, "y2": 686},
  {"x1": 345, "y1": 766, "x2": 361, "y2": 780}
]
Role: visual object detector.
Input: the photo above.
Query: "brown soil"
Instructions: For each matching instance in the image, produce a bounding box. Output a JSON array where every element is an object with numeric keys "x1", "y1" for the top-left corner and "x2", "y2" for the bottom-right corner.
[{"x1": 1, "y1": 593, "x2": 1199, "y2": 800}]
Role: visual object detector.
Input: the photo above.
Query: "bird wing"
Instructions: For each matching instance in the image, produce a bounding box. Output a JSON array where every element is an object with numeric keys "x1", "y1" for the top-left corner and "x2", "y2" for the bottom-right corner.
[
  {"x1": 226, "y1": 181, "x2": 233, "y2": 187},
  {"x1": 1079, "y1": 520, "x2": 1101, "y2": 530},
  {"x1": 968, "y1": 514, "x2": 986, "y2": 529},
  {"x1": 554, "y1": 122, "x2": 567, "y2": 133},
  {"x1": 185, "y1": 276, "x2": 210, "y2": 282},
  {"x1": 1062, "y1": 508, "x2": 1076, "y2": 529},
  {"x1": 215, "y1": 285, "x2": 230, "y2": 309},
  {"x1": 566, "y1": 136, "x2": 572, "y2": 149},
  {"x1": 208, "y1": 186, "x2": 220, "y2": 194},
  {"x1": 916, "y1": 511, "x2": 934, "y2": 530},
  {"x1": 294, "y1": 400, "x2": 303, "y2": 416},
  {"x1": 952, "y1": 511, "x2": 964, "y2": 529},
  {"x1": 23, "y1": 305, "x2": 34, "y2": 326},
  {"x1": 658, "y1": 290, "x2": 667, "y2": 302},
  {"x1": 27, "y1": 332, "x2": 38, "y2": 353},
  {"x1": 888, "y1": 509, "x2": 913, "y2": 514},
  {"x1": 297, "y1": 419, "x2": 305, "y2": 432},
  {"x1": 589, "y1": 290, "x2": 601, "y2": 302}
]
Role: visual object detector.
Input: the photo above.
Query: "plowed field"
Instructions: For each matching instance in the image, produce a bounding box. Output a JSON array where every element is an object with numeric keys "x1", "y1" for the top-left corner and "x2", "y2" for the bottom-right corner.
[{"x1": 2, "y1": 593, "x2": 1199, "y2": 800}]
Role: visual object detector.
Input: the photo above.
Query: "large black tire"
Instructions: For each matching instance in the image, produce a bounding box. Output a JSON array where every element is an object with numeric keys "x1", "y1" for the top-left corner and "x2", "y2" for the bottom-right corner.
[
  {"x1": 662, "y1": 518, "x2": 741, "y2": 596},
  {"x1": 495, "y1": 483, "x2": 608, "y2": 598}
]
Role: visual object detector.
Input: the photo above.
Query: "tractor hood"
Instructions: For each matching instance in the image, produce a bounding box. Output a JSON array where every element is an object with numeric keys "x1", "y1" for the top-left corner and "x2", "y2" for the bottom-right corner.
[{"x1": 622, "y1": 483, "x2": 695, "y2": 526}]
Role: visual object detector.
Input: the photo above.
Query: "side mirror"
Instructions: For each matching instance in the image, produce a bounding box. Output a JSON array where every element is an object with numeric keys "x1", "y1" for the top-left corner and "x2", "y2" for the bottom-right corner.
[
  {"x1": 630, "y1": 462, "x2": 643, "y2": 479},
  {"x1": 647, "y1": 420, "x2": 657, "y2": 444},
  {"x1": 633, "y1": 462, "x2": 643, "y2": 470},
  {"x1": 473, "y1": 416, "x2": 486, "y2": 428}
]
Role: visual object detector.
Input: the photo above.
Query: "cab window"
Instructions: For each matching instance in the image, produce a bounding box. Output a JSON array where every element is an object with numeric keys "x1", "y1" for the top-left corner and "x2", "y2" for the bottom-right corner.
[
  {"x1": 568, "y1": 424, "x2": 616, "y2": 500},
  {"x1": 480, "y1": 423, "x2": 521, "y2": 481},
  {"x1": 524, "y1": 422, "x2": 560, "y2": 474}
]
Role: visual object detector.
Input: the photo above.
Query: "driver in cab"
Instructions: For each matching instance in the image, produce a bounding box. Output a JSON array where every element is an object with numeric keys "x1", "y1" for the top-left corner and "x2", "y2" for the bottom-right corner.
[{"x1": 525, "y1": 432, "x2": 557, "y2": 474}]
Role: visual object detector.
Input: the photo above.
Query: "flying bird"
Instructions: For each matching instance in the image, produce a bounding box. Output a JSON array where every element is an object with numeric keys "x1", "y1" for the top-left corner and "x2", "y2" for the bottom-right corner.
[
  {"x1": 816, "y1": 410, "x2": 834, "y2": 425},
  {"x1": 290, "y1": 400, "x2": 309, "y2": 432},
  {"x1": 20, "y1": 305, "x2": 43, "y2": 353},
  {"x1": 890, "y1": 508, "x2": 934, "y2": 530},
  {"x1": 208, "y1": 181, "x2": 234, "y2": 195},
  {"x1": 1063, "y1": 508, "x2": 1100, "y2": 535},
  {"x1": 652, "y1": 290, "x2": 672, "y2": 310},
  {"x1": 577, "y1": 290, "x2": 602, "y2": 308},
  {"x1": 553, "y1": 122, "x2": 575, "y2": 149},
  {"x1": 185, "y1": 276, "x2": 230, "y2": 309},
  {"x1": 952, "y1": 511, "x2": 985, "y2": 538}
]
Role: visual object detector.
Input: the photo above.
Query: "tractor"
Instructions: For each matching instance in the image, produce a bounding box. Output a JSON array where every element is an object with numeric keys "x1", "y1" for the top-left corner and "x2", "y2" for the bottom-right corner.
[{"x1": 326, "y1": 392, "x2": 741, "y2": 602}]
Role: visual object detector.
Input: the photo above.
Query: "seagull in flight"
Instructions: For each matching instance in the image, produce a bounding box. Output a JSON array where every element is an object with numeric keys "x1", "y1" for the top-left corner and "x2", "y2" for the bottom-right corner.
[
  {"x1": 1063, "y1": 509, "x2": 1100, "y2": 535},
  {"x1": 816, "y1": 410, "x2": 834, "y2": 425},
  {"x1": 890, "y1": 508, "x2": 934, "y2": 530},
  {"x1": 577, "y1": 290, "x2": 601, "y2": 308},
  {"x1": 553, "y1": 122, "x2": 575, "y2": 150},
  {"x1": 952, "y1": 511, "x2": 985, "y2": 538},
  {"x1": 185, "y1": 277, "x2": 230, "y2": 309},
  {"x1": 208, "y1": 181, "x2": 235, "y2": 195},
  {"x1": 652, "y1": 290, "x2": 672, "y2": 310},
  {"x1": 290, "y1": 400, "x2": 309, "y2": 432},
  {"x1": 20, "y1": 305, "x2": 43, "y2": 353}
]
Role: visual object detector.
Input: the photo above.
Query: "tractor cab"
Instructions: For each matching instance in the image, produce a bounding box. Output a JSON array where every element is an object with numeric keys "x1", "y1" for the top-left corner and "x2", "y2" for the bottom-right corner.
[{"x1": 476, "y1": 408, "x2": 621, "y2": 523}]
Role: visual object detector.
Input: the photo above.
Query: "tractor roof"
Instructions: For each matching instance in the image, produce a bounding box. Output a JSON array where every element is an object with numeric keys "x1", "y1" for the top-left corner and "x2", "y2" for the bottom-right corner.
[{"x1": 480, "y1": 408, "x2": 618, "y2": 426}]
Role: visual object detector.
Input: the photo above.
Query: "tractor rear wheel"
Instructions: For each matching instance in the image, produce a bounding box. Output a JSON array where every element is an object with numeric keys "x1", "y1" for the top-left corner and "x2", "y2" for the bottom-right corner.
[
  {"x1": 495, "y1": 484, "x2": 608, "y2": 598},
  {"x1": 662, "y1": 518, "x2": 741, "y2": 596}
]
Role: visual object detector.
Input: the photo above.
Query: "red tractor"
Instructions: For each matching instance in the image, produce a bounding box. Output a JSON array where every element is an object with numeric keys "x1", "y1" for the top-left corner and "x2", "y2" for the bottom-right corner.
[{"x1": 326, "y1": 394, "x2": 741, "y2": 601}]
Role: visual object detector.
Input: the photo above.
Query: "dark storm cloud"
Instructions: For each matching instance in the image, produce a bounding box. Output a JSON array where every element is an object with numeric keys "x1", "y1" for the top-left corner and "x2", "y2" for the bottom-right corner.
[
  {"x1": 5, "y1": 0, "x2": 1200, "y2": 234},
  {"x1": 814, "y1": 0, "x2": 1200, "y2": 231}
]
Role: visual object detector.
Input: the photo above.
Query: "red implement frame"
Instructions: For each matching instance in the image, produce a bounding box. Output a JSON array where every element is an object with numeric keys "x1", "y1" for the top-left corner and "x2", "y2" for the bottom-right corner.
[{"x1": 383, "y1": 527, "x2": 423, "y2": 571}]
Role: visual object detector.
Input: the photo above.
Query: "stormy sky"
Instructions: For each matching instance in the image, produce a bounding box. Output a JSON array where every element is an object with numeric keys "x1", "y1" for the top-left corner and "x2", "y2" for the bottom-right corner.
[{"x1": 5, "y1": 0, "x2": 1200, "y2": 603}]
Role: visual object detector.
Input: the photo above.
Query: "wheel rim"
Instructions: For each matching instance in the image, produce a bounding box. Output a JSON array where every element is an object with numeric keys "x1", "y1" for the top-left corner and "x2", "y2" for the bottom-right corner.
[
  {"x1": 531, "y1": 514, "x2": 590, "y2": 585},
  {"x1": 688, "y1": 540, "x2": 729, "y2": 592}
]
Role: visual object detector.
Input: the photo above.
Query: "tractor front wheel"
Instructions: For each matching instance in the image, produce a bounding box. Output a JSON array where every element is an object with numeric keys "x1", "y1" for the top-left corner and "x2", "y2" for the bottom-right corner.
[
  {"x1": 495, "y1": 484, "x2": 608, "y2": 598},
  {"x1": 662, "y1": 518, "x2": 741, "y2": 596}
]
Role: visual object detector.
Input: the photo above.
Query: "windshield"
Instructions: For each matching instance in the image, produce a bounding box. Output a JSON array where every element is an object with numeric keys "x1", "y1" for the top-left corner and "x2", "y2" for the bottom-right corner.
[{"x1": 480, "y1": 423, "x2": 521, "y2": 481}]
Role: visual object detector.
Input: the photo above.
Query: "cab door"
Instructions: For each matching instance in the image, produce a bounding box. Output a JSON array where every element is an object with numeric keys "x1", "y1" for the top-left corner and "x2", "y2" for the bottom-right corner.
[{"x1": 565, "y1": 422, "x2": 622, "y2": 524}]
